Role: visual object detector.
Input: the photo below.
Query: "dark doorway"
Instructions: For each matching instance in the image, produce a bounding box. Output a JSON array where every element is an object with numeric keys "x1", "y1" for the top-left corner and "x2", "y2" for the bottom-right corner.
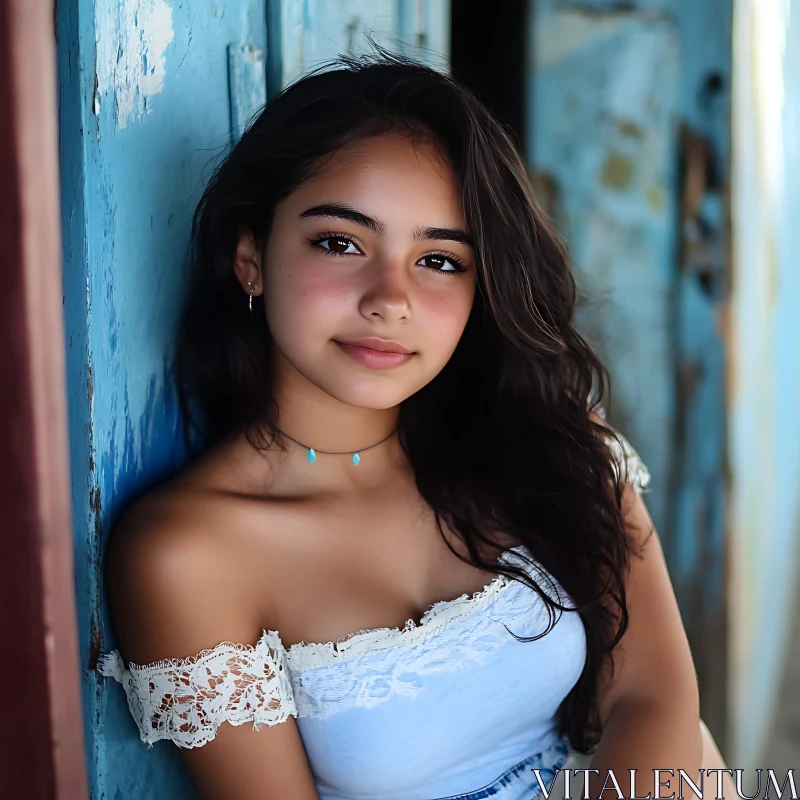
[{"x1": 450, "y1": 0, "x2": 529, "y2": 155}]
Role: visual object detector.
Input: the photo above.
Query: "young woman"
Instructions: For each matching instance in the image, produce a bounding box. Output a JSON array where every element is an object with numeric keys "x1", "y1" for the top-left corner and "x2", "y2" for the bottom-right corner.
[{"x1": 99, "y1": 52, "x2": 733, "y2": 800}]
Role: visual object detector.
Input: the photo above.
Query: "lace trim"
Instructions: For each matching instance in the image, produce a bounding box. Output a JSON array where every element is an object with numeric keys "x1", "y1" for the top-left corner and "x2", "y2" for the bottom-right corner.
[
  {"x1": 284, "y1": 546, "x2": 532, "y2": 673},
  {"x1": 288, "y1": 567, "x2": 552, "y2": 719},
  {"x1": 98, "y1": 547, "x2": 578, "y2": 727},
  {"x1": 278, "y1": 545, "x2": 563, "y2": 673},
  {"x1": 606, "y1": 432, "x2": 651, "y2": 493},
  {"x1": 593, "y1": 406, "x2": 652, "y2": 493},
  {"x1": 98, "y1": 630, "x2": 297, "y2": 749}
]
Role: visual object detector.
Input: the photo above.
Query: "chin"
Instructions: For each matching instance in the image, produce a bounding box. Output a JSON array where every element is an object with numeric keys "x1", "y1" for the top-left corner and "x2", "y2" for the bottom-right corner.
[
  {"x1": 321, "y1": 379, "x2": 416, "y2": 410},
  {"x1": 284, "y1": 350, "x2": 440, "y2": 408}
]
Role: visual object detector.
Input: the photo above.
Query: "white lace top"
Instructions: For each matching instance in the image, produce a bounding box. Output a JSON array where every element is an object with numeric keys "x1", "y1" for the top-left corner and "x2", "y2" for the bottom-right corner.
[{"x1": 99, "y1": 432, "x2": 650, "y2": 800}]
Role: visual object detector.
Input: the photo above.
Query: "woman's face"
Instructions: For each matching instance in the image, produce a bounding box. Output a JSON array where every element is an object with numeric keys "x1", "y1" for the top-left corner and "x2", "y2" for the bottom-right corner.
[{"x1": 236, "y1": 131, "x2": 477, "y2": 409}]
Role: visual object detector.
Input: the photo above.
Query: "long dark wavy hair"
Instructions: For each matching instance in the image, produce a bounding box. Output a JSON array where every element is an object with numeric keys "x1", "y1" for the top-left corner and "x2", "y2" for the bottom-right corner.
[{"x1": 175, "y1": 49, "x2": 646, "y2": 756}]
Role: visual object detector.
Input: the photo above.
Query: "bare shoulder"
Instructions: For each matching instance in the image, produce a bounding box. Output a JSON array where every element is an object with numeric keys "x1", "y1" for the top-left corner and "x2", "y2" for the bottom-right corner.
[
  {"x1": 105, "y1": 481, "x2": 268, "y2": 666},
  {"x1": 104, "y1": 477, "x2": 322, "y2": 798}
]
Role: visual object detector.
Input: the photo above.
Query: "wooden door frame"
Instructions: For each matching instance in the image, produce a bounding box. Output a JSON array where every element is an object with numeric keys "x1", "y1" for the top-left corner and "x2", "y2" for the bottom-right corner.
[{"x1": 0, "y1": 1, "x2": 88, "y2": 796}]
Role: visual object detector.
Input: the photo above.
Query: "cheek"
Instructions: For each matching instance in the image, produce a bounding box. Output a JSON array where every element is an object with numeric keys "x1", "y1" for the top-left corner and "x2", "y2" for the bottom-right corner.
[
  {"x1": 416, "y1": 284, "x2": 476, "y2": 343},
  {"x1": 264, "y1": 260, "x2": 354, "y2": 331}
]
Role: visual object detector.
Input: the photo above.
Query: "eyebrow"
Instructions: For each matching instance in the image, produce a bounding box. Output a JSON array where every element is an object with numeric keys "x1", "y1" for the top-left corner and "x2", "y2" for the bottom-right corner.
[{"x1": 299, "y1": 203, "x2": 474, "y2": 247}]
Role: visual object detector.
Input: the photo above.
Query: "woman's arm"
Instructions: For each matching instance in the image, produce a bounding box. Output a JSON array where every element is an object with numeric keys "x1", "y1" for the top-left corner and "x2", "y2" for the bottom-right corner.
[
  {"x1": 590, "y1": 482, "x2": 705, "y2": 800},
  {"x1": 701, "y1": 719, "x2": 737, "y2": 798},
  {"x1": 106, "y1": 494, "x2": 320, "y2": 800}
]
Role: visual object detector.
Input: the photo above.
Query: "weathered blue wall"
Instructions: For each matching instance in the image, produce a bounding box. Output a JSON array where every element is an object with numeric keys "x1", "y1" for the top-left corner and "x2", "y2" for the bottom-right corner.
[
  {"x1": 273, "y1": 0, "x2": 449, "y2": 89},
  {"x1": 58, "y1": 2, "x2": 450, "y2": 797},
  {"x1": 529, "y1": 0, "x2": 682, "y2": 539},
  {"x1": 58, "y1": 1, "x2": 267, "y2": 796},
  {"x1": 529, "y1": 0, "x2": 733, "y2": 745}
]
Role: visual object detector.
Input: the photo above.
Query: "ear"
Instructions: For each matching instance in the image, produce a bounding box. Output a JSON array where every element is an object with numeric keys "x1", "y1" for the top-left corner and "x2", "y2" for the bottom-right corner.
[{"x1": 232, "y1": 228, "x2": 263, "y2": 296}]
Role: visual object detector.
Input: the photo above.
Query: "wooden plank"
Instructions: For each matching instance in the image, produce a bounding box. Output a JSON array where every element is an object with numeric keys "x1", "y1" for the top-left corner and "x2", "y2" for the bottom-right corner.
[
  {"x1": 228, "y1": 43, "x2": 267, "y2": 142},
  {"x1": 0, "y1": 0, "x2": 88, "y2": 797}
]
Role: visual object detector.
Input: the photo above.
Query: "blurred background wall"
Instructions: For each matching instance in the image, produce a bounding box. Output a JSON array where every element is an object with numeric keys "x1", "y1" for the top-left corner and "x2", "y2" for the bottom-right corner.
[
  {"x1": 529, "y1": 0, "x2": 731, "y2": 757},
  {"x1": 54, "y1": 0, "x2": 799, "y2": 796}
]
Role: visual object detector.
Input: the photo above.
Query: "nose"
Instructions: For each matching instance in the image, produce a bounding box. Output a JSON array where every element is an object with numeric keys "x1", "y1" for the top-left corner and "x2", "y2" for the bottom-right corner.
[{"x1": 358, "y1": 256, "x2": 412, "y2": 322}]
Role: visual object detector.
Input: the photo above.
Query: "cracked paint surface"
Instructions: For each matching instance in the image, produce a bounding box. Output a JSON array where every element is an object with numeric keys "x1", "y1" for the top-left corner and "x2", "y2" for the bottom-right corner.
[{"x1": 95, "y1": 0, "x2": 175, "y2": 129}]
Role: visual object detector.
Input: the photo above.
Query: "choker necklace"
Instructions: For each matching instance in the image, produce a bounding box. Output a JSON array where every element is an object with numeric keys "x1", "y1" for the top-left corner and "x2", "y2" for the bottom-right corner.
[{"x1": 276, "y1": 427, "x2": 398, "y2": 465}]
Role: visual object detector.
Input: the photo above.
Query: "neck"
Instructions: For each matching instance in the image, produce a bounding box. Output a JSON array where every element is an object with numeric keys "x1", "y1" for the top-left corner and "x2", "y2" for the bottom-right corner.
[{"x1": 265, "y1": 348, "x2": 405, "y2": 488}]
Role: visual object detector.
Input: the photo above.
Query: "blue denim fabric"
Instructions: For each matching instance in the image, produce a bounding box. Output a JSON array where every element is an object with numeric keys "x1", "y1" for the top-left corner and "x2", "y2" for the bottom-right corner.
[{"x1": 431, "y1": 735, "x2": 572, "y2": 800}]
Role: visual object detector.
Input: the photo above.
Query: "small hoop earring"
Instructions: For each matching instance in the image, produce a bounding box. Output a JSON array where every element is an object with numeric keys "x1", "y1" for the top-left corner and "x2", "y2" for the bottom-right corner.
[{"x1": 247, "y1": 282, "x2": 255, "y2": 315}]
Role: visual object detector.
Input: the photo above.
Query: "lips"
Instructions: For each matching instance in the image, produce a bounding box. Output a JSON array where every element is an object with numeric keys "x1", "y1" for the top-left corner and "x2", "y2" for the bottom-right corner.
[
  {"x1": 333, "y1": 338, "x2": 415, "y2": 370},
  {"x1": 334, "y1": 337, "x2": 414, "y2": 354}
]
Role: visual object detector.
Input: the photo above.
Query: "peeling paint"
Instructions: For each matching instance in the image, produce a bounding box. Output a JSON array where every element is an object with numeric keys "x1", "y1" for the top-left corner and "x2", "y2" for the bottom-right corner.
[
  {"x1": 599, "y1": 149, "x2": 634, "y2": 189},
  {"x1": 228, "y1": 44, "x2": 267, "y2": 141},
  {"x1": 88, "y1": 614, "x2": 104, "y2": 673},
  {"x1": 614, "y1": 117, "x2": 644, "y2": 138},
  {"x1": 95, "y1": 0, "x2": 175, "y2": 129}
]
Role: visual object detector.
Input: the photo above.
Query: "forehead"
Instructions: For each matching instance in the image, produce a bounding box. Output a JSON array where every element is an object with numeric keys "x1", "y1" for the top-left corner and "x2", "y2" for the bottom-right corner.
[{"x1": 284, "y1": 132, "x2": 465, "y2": 228}]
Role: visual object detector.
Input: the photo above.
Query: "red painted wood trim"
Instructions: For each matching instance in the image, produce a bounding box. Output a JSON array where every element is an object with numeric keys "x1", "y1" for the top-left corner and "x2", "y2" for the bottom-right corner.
[{"x1": 0, "y1": 1, "x2": 88, "y2": 797}]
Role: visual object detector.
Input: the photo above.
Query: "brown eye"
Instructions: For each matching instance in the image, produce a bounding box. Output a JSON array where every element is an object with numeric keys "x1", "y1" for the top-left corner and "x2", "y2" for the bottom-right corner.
[
  {"x1": 314, "y1": 235, "x2": 360, "y2": 255},
  {"x1": 418, "y1": 253, "x2": 465, "y2": 273},
  {"x1": 328, "y1": 237, "x2": 353, "y2": 253},
  {"x1": 424, "y1": 255, "x2": 449, "y2": 270}
]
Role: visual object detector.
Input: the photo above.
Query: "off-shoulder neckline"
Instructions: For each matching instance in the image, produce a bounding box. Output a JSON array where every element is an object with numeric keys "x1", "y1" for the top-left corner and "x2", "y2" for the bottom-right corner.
[{"x1": 100, "y1": 544, "x2": 539, "y2": 676}]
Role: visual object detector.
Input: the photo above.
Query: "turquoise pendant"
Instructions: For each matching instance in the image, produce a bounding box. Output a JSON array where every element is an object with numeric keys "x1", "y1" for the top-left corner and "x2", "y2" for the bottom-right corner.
[
  {"x1": 352, "y1": 452, "x2": 360, "y2": 465},
  {"x1": 307, "y1": 448, "x2": 316, "y2": 463}
]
